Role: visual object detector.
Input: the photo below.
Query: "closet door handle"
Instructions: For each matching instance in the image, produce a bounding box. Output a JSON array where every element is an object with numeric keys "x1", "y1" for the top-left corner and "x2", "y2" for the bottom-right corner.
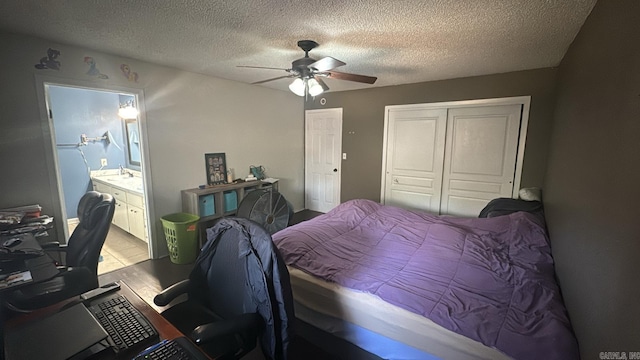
[{"x1": 333, "y1": 168, "x2": 338, "y2": 172}]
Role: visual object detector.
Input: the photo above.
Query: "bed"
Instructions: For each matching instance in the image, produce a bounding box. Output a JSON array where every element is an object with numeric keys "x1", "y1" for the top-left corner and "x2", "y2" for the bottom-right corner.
[{"x1": 272, "y1": 199, "x2": 579, "y2": 360}]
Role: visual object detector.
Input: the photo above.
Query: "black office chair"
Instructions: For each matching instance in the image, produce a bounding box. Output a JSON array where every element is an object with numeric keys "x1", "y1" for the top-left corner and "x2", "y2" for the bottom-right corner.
[
  {"x1": 154, "y1": 217, "x2": 294, "y2": 360},
  {"x1": 6, "y1": 191, "x2": 115, "y2": 311}
]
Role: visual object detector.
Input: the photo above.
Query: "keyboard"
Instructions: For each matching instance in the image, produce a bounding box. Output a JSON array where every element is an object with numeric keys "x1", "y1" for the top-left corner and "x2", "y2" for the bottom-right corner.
[
  {"x1": 133, "y1": 337, "x2": 209, "y2": 360},
  {"x1": 87, "y1": 295, "x2": 159, "y2": 354}
]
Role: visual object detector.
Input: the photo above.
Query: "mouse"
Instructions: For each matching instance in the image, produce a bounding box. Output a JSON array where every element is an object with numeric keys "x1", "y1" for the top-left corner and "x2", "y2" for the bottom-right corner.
[{"x1": 3, "y1": 238, "x2": 22, "y2": 248}]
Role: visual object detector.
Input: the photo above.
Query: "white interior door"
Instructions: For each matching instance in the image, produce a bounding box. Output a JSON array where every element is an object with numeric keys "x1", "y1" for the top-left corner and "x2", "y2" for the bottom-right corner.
[
  {"x1": 382, "y1": 108, "x2": 447, "y2": 213},
  {"x1": 440, "y1": 104, "x2": 522, "y2": 217},
  {"x1": 305, "y1": 109, "x2": 342, "y2": 213}
]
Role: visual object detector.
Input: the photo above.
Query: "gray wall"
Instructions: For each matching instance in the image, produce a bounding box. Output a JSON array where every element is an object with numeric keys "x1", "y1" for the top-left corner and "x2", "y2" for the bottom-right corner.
[
  {"x1": 305, "y1": 68, "x2": 558, "y2": 202},
  {"x1": 543, "y1": 0, "x2": 640, "y2": 357},
  {"x1": 0, "y1": 31, "x2": 304, "y2": 257}
]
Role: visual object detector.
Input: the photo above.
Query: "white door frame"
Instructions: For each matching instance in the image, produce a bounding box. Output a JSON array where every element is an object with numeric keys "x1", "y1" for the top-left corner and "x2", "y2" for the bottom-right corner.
[
  {"x1": 34, "y1": 74, "x2": 158, "y2": 258},
  {"x1": 304, "y1": 108, "x2": 343, "y2": 212},
  {"x1": 381, "y1": 96, "x2": 531, "y2": 202}
]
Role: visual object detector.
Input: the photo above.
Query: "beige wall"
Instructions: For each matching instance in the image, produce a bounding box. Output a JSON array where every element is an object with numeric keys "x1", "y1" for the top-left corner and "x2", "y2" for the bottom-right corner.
[
  {"x1": 305, "y1": 68, "x2": 558, "y2": 203},
  {"x1": 544, "y1": 0, "x2": 640, "y2": 357},
  {"x1": 0, "y1": 31, "x2": 304, "y2": 258}
]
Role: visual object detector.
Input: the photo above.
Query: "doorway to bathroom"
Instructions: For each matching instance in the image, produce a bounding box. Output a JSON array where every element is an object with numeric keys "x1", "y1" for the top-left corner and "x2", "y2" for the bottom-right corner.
[{"x1": 46, "y1": 84, "x2": 150, "y2": 274}]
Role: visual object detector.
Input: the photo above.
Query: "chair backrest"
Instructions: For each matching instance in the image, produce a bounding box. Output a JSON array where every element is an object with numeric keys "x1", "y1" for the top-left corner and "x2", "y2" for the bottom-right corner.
[
  {"x1": 190, "y1": 217, "x2": 294, "y2": 360},
  {"x1": 66, "y1": 191, "x2": 116, "y2": 277}
]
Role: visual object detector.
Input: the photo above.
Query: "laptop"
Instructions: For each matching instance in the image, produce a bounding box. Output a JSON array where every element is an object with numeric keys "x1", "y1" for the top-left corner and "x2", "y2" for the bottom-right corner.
[{"x1": 4, "y1": 303, "x2": 108, "y2": 360}]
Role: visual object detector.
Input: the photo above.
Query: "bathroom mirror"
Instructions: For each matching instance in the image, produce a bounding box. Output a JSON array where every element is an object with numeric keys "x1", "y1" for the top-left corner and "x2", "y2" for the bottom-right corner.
[{"x1": 125, "y1": 119, "x2": 141, "y2": 166}]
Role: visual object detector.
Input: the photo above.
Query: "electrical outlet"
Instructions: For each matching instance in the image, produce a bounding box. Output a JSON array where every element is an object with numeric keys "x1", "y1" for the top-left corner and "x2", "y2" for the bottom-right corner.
[{"x1": 100, "y1": 158, "x2": 108, "y2": 167}]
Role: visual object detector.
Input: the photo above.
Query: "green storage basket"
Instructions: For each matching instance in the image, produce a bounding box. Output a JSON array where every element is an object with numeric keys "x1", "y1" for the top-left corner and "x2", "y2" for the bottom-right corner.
[{"x1": 160, "y1": 213, "x2": 200, "y2": 264}]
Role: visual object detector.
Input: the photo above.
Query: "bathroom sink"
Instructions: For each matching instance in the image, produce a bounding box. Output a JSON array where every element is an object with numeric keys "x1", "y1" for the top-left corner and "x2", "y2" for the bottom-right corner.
[
  {"x1": 93, "y1": 175, "x2": 143, "y2": 193},
  {"x1": 105, "y1": 175, "x2": 136, "y2": 181}
]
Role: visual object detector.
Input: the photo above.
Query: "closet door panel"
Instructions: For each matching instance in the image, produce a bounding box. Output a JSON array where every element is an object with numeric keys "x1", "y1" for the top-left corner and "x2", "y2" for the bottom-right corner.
[
  {"x1": 383, "y1": 108, "x2": 447, "y2": 214},
  {"x1": 441, "y1": 104, "x2": 521, "y2": 217}
]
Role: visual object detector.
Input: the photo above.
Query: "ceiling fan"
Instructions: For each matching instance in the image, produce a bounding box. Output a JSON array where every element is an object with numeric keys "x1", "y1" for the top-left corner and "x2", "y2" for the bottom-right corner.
[{"x1": 238, "y1": 40, "x2": 377, "y2": 97}]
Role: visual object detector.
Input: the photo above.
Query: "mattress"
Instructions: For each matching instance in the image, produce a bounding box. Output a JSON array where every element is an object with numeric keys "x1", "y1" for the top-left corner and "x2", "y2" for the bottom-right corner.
[
  {"x1": 273, "y1": 199, "x2": 579, "y2": 360},
  {"x1": 289, "y1": 267, "x2": 511, "y2": 360}
]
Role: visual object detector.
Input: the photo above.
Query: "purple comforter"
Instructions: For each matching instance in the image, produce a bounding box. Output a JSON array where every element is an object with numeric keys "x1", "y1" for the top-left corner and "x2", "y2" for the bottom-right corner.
[{"x1": 272, "y1": 199, "x2": 578, "y2": 360}]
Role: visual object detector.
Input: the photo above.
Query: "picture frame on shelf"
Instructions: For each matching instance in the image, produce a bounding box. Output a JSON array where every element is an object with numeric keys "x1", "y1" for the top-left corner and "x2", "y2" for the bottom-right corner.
[{"x1": 205, "y1": 153, "x2": 227, "y2": 185}]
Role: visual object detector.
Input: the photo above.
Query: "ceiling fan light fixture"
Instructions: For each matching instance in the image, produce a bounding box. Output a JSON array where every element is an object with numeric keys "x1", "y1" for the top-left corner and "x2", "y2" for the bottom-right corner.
[
  {"x1": 307, "y1": 78, "x2": 324, "y2": 96},
  {"x1": 242, "y1": 40, "x2": 377, "y2": 94},
  {"x1": 289, "y1": 78, "x2": 306, "y2": 96}
]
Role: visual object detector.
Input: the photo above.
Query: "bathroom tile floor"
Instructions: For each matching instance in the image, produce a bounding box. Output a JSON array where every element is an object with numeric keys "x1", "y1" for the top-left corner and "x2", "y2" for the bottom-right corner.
[
  {"x1": 98, "y1": 225, "x2": 149, "y2": 274},
  {"x1": 68, "y1": 221, "x2": 149, "y2": 275}
]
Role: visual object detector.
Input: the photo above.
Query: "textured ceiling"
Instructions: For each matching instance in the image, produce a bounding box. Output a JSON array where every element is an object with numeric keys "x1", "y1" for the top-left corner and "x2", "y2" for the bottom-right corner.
[{"x1": 0, "y1": 0, "x2": 596, "y2": 93}]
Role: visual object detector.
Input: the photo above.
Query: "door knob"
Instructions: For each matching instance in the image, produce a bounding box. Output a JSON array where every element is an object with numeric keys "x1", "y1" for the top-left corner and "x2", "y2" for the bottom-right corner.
[{"x1": 333, "y1": 168, "x2": 338, "y2": 172}]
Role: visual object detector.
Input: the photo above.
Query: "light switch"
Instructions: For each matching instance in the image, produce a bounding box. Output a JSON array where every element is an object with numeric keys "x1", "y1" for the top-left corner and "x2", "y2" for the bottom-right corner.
[{"x1": 342, "y1": 153, "x2": 347, "y2": 160}]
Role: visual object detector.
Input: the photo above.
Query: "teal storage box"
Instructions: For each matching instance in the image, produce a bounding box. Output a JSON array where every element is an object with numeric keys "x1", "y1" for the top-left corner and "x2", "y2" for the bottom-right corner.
[
  {"x1": 199, "y1": 194, "x2": 215, "y2": 217},
  {"x1": 224, "y1": 191, "x2": 238, "y2": 212}
]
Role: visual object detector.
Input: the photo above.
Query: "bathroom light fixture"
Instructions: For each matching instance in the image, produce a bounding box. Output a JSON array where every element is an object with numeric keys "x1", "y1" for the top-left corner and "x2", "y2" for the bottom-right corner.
[{"x1": 118, "y1": 100, "x2": 139, "y2": 119}]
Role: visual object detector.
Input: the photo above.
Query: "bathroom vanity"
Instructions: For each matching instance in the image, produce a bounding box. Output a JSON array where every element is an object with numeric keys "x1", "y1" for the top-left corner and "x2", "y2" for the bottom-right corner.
[{"x1": 91, "y1": 170, "x2": 147, "y2": 242}]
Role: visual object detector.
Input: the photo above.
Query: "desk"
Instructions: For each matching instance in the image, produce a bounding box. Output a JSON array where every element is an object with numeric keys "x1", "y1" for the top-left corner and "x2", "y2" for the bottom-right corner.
[
  {"x1": 1, "y1": 233, "x2": 60, "y2": 360},
  {"x1": 0, "y1": 233, "x2": 59, "y2": 291},
  {"x1": 4, "y1": 280, "x2": 211, "y2": 359}
]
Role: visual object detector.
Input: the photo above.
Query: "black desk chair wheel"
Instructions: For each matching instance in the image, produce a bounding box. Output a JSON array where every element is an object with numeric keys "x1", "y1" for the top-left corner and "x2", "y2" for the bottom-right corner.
[
  {"x1": 154, "y1": 217, "x2": 294, "y2": 360},
  {"x1": 5, "y1": 191, "x2": 115, "y2": 312}
]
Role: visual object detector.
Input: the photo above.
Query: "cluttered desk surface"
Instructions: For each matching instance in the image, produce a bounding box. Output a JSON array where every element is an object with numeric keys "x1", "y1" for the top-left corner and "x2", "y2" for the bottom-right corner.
[
  {"x1": 2, "y1": 205, "x2": 211, "y2": 359},
  {"x1": 0, "y1": 233, "x2": 59, "y2": 292},
  {"x1": 4, "y1": 280, "x2": 211, "y2": 360},
  {"x1": 1, "y1": 202, "x2": 58, "y2": 292},
  {"x1": 0, "y1": 204, "x2": 55, "y2": 241}
]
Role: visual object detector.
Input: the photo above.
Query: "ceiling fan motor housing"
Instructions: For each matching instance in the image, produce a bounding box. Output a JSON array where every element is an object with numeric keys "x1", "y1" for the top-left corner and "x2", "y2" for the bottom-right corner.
[
  {"x1": 241, "y1": 39, "x2": 377, "y2": 87},
  {"x1": 292, "y1": 57, "x2": 316, "y2": 77}
]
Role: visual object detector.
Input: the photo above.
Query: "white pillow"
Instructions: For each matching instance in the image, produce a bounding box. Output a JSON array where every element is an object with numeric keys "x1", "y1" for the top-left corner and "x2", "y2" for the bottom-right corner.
[{"x1": 519, "y1": 187, "x2": 542, "y2": 202}]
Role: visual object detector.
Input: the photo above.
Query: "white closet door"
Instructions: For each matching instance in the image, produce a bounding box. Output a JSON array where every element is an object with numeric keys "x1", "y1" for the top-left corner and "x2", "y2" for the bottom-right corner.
[
  {"x1": 440, "y1": 104, "x2": 522, "y2": 217},
  {"x1": 383, "y1": 108, "x2": 447, "y2": 214}
]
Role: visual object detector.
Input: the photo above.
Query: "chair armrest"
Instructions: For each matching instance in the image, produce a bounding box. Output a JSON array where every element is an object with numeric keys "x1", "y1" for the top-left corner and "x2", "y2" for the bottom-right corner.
[
  {"x1": 39, "y1": 241, "x2": 65, "y2": 250},
  {"x1": 61, "y1": 266, "x2": 99, "y2": 289},
  {"x1": 191, "y1": 313, "x2": 262, "y2": 344},
  {"x1": 41, "y1": 243, "x2": 67, "y2": 265},
  {"x1": 153, "y1": 279, "x2": 191, "y2": 306}
]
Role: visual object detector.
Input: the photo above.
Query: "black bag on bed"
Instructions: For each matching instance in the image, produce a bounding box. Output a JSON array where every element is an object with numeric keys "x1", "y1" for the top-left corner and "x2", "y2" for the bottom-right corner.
[{"x1": 479, "y1": 198, "x2": 544, "y2": 218}]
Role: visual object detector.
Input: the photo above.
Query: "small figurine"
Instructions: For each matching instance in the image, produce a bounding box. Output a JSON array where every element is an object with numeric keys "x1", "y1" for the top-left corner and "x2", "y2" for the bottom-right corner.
[
  {"x1": 84, "y1": 56, "x2": 108, "y2": 79},
  {"x1": 34, "y1": 48, "x2": 61, "y2": 70},
  {"x1": 120, "y1": 64, "x2": 139, "y2": 82}
]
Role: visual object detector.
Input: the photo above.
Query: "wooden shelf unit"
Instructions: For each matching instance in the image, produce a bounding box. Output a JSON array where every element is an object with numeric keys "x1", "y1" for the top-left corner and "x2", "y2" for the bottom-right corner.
[{"x1": 181, "y1": 180, "x2": 278, "y2": 222}]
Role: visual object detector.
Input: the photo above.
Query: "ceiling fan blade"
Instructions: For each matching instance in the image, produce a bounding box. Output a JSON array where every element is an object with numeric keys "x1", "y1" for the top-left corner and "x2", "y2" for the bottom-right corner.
[
  {"x1": 326, "y1": 70, "x2": 377, "y2": 84},
  {"x1": 238, "y1": 65, "x2": 289, "y2": 71},
  {"x1": 309, "y1": 56, "x2": 346, "y2": 72},
  {"x1": 314, "y1": 76, "x2": 330, "y2": 91},
  {"x1": 251, "y1": 75, "x2": 295, "y2": 85}
]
